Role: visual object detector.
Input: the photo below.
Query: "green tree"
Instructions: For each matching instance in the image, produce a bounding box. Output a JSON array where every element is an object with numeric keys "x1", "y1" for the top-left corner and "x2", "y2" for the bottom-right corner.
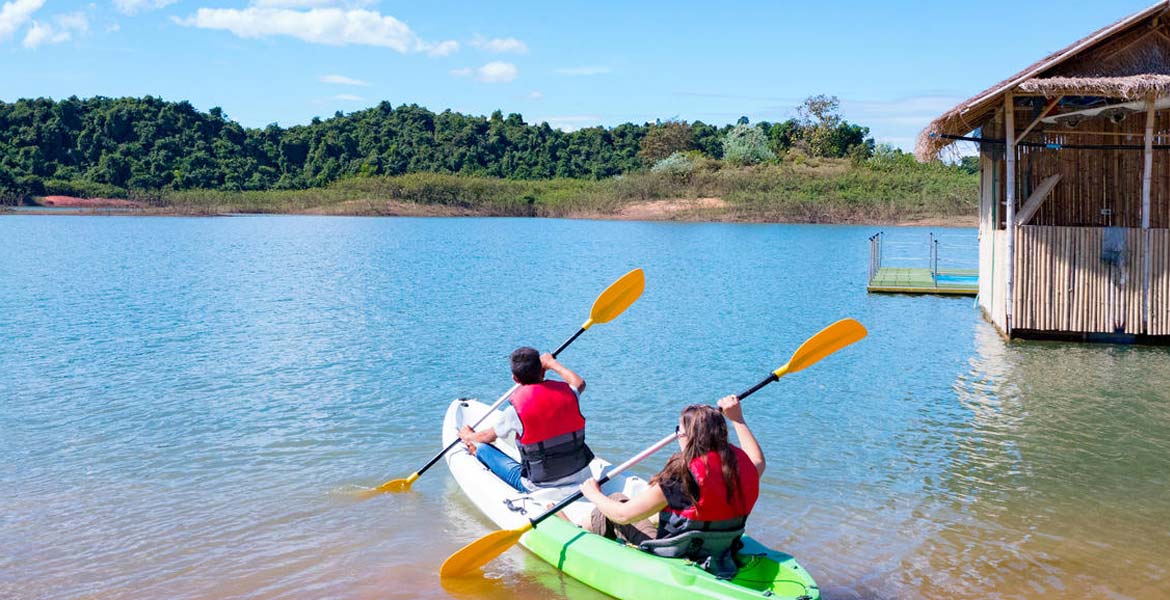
[
  {"x1": 638, "y1": 121, "x2": 693, "y2": 166},
  {"x1": 794, "y1": 95, "x2": 874, "y2": 158}
]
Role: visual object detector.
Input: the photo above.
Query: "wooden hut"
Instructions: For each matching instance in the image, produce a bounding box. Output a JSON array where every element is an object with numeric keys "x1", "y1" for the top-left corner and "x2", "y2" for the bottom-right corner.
[{"x1": 918, "y1": 1, "x2": 1170, "y2": 342}]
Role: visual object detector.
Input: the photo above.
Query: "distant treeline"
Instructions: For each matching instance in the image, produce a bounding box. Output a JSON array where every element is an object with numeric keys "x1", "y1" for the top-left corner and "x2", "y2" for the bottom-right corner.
[{"x1": 0, "y1": 95, "x2": 887, "y2": 202}]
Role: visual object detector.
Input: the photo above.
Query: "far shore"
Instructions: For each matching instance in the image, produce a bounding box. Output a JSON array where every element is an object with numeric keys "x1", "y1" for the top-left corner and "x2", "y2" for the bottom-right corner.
[{"x1": 4, "y1": 195, "x2": 977, "y2": 227}]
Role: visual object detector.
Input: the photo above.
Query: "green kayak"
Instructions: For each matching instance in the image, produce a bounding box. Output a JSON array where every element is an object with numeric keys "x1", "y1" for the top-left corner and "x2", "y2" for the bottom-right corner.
[{"x1": 443, "y1": 398, "x2": 821, "y2": 600}]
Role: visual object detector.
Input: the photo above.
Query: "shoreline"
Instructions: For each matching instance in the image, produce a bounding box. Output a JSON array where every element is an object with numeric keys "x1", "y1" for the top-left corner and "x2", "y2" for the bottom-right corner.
[{"x1": 2, "y1": 202, "x2": 977, "y2": 227}]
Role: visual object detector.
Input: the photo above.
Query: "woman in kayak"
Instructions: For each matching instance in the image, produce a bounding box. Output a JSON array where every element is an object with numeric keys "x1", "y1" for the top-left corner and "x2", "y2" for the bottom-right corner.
[{"x1": 578, "y1": 395, "x2": 764, "y2": 578}]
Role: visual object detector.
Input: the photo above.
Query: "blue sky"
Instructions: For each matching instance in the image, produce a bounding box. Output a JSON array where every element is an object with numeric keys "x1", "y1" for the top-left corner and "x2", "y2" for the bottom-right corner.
[{"x1": 0, "y1": 0, "x2": 1158, "y2": 150}]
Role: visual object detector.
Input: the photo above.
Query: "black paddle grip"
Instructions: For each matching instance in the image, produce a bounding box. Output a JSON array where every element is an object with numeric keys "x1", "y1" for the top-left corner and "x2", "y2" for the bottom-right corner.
[
  {"x1": 550, "y1": 327, "x2": 586, "y2": 357},
  {"x1": 417, "y1": 440, "x2": 457, "y2": 476},
  {"x1": 735, "y1": 373, "x2": 780, "y2": 401}
]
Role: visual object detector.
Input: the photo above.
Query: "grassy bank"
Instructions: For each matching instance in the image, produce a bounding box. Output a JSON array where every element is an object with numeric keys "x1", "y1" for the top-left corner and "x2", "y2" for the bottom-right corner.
[{"x1": 130, "y1": 157, "x2": 976, "y2": 223}]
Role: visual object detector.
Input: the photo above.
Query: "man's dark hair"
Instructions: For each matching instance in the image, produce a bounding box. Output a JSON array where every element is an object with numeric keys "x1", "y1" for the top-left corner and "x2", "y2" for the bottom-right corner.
[{"x1": 510, "y1": 346, "x2": 544, "y2": 384}]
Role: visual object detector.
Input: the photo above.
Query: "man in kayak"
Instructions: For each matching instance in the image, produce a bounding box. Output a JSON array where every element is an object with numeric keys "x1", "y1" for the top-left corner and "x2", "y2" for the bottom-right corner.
[
  {"x1": 577, "y1": 395, "x2": 763, "y2": 579},
  {"x1": 458, "y1": 347, "x2": 594, "y2": 492}
]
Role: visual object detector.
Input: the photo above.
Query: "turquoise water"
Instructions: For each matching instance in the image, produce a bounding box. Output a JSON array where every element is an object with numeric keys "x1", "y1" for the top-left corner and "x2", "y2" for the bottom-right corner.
[
  {"x1": 2, "y1": 215, "x2": 1169, "y2": 600},
  {"x1": 934, "y1": 273, "x2": 977, "y2": 284}
]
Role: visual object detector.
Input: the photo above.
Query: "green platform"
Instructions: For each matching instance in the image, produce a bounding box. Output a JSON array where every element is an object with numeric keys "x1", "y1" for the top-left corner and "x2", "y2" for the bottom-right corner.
[{"x1": 867, "y1": 268, "x2": 978, "y2": 296}]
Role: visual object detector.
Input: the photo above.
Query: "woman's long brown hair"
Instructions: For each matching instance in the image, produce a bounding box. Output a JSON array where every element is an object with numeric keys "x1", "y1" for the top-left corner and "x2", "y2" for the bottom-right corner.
[{"x1": 650, "y1": 404, "x2": 741, "y2": 506}]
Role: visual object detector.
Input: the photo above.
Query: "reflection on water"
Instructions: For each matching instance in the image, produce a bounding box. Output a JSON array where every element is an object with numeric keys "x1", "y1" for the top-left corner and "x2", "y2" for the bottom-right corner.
[
  {"x1": 909, "y1": 328, "x2": 1170, "y2": 600},
  {"x1": 1, "y1": 216, "x2": 1168, "y2": 600}
]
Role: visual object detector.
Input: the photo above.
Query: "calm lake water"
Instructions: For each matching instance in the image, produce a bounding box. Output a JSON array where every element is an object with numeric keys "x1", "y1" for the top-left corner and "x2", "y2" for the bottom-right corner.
[{"x1": 2, "y1": 215, "x2": 1168, "y2": 600}]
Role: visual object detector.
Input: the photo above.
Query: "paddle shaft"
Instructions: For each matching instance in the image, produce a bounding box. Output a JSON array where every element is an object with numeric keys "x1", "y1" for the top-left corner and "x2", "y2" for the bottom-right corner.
[
  {"x1": 528, "y1": 371, "x2": 778, "y2": 529},
  {"x1": 736, "y1": 372, "x2": 780, "y2": 401},
  {"x1": 412, "y1": 327, "x2": 585, "y2": 479},
  {"x1": 531, "y1": 431, "x2": 677, "y2": 528}
]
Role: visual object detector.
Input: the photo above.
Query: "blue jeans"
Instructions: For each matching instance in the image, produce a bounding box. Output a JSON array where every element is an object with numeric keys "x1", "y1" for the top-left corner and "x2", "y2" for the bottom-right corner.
[{"x1": 475, "y1": 443, "x2": 527, "y2": 492}]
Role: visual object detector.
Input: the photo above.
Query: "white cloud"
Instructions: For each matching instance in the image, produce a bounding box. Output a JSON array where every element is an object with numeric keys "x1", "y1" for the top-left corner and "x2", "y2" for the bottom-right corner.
[
  {"x1": 114, "y1": 0, "x2": 176, "y2": 16},
  {"x1": 838, "y1": 95, "x2": 967, "y2": 152},
  {"x1": 56, "y1": 11, "x2": 88, "y2": 31},
  {"x1": 555, "y1": 66, "x2": 609, "y2": 76},
  {"x1": 320, "y1": 73, "x2": 368, "y2": 86},
  {"x1": 22, "y1": 20, "x2": 58, "y2": 46},
  {"x1": 426, "y1": 39, "x2": 457, "y2": 57},
  {"x1": 252, "y1": 0, "x2": 375, "y2": 8},
  {"x1": 0, "y1": 0, "x2": 44, "y2": 41},
  {"x1": 451, "y1": 61, "x2": 518, "y2": 83},
  {"x1": 538, "y1": 115, "x2": 601, "y2": 132},
  {"x1": 528, "y1": 90, "x2": 543, "y2": 100},
  {"x1": 106, "y1": 22, "x2": 120, "y2": 32},
  {"x1": 842, "y1": 95, "x2": 964, "y2": 126},
  {"x1": 475, "y1": 61, "x2": 517, "y2": 83},
  {"x1": 175, "y1": 7, "x2": 457, "y2": 55},
  {"x1": 334, "y1": 93, "x2": 364, "y2": 101},
  {"x1": 22, "y1": 11, "x2": 87, "y2": 48},
  {"x1": 470, "y1": 34, "x2": 526, "y2": 54}
]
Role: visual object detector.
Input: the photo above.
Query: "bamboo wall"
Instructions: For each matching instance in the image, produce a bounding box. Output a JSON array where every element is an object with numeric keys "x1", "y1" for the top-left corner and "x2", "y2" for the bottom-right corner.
[
  {"x1": 983, "y1": 107, "x2": 1170, "y2": 229},
  {"x1": 977, "y1": 102, "x2": 1170, "y2": 337},
  {"x1": 1012, "y1": 225, "x2": 1170, "y2": 335},
  {"x1": 1152, "y1": 230, "x2": 1170, "y2": 335}
]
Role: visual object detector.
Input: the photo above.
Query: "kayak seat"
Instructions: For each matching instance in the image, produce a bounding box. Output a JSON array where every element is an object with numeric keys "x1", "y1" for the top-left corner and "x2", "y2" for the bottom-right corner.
[{"x1": 637, "y1": 528, "x2": 745, "y2": 579}]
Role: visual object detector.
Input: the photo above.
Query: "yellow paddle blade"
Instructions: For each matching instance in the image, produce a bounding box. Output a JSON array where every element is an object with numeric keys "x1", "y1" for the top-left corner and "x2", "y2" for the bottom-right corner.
[
  {"x1": 440, "y1": 523, "x2": 533, "y2": 577},
  {"x1": 582, "y1": 268, "x2": 645, "y2": 329},
  {"x1": 358, "y1": 472, "x2": 418, "y2": 499},
  {"x1": 774, "y1": 318, "x2": 867, "y2": 378}
]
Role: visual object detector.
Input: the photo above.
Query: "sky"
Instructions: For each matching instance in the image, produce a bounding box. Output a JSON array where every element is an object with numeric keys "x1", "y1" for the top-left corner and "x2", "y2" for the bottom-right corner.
[{"x1": 0, "y1": 0, "x2": 1160, "y2": 150}]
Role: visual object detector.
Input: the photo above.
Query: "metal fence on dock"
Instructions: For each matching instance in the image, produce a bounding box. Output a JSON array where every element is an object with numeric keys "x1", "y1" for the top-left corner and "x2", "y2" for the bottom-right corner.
[
  {"x1": 870, "y1": 232, "x2": 969, "y2": 277},
  {"x1": 868, "y1": 232, "x2": 883, "y2": 283},
  {"x1": 867, "y1": 231, "x2": 979, "y2": 295}
]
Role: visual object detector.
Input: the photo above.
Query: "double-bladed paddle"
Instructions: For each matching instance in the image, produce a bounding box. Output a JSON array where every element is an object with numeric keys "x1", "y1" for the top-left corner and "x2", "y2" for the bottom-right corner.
[
  {"x1": 438, "y1": 317, "x2": 867, "y2": 577},
  {"x1": 360, "y1": 268, "x2": 646, "y2": 498}
]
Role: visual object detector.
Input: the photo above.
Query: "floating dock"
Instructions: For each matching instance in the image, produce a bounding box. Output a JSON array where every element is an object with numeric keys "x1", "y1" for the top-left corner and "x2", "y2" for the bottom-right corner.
[
  {"x1": 867, "y1": 232, "x2": 978, "y2": 296},
  {"x1": 867, "y1": 267, "x2": 978, "y2": 295}
]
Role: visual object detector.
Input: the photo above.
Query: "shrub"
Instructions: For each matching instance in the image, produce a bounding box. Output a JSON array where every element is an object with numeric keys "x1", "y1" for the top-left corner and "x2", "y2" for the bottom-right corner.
[
  {"x1": 650, "y1": 152, "x2": 694, "y2": 177},
  {"x1": 866, "y1": 144, "x2": 917, "y2": 172},
  {"x1": 45, "y1": 179, "x2": 129, "y2": 199},
  {"x1": 722, "y1": 125, "x2": 775, "y2": 167}
]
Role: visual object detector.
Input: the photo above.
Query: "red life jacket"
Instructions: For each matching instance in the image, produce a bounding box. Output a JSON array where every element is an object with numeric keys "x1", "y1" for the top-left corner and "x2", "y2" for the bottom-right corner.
[
  {"x1": 644, "y1": 446, "x2": 759, "y2": 578},
  {"x1": 665, "y1": 446, "x2": 759, "y2": 522},
  {"x1": 509, "y1": 380, "x2": 593, "y2": 484},
  {"x1": 511, "y1": 380, "x2": 585, "y2": 444}
]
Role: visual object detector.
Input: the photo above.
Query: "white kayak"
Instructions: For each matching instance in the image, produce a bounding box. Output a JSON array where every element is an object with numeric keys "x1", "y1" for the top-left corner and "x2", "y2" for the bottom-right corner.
[{"x1": 441, "y1": 397, "x2": 821, "y2": 600}]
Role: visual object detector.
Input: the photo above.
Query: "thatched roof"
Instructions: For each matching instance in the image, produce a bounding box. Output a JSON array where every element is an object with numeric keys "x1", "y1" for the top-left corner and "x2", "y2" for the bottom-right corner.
[
  {"x1": 1019, "y1": 74, "x2": 1170, "y2": 99},
  {"x1": 916, "y1": 1, "x2": 1170, "y2": 160}
]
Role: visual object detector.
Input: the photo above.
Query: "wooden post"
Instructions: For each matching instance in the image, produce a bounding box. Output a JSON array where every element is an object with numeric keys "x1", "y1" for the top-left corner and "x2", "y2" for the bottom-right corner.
[
  {"x1": 1005, "y1": 92, "x2": 1017, "y2": 335},
  {"x1": 1142, "y1": 95, "x2": 1155, "y2": 334}
]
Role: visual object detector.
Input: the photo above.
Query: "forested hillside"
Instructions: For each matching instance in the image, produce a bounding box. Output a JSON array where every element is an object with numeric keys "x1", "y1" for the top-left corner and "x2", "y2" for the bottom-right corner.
[{"x1": 0, "y1": 95, "x2": 877, "y2": 202}]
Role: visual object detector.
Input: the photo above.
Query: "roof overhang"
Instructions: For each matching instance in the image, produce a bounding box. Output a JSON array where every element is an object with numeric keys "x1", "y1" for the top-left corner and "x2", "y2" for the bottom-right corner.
[{"x1": 916, "y1": 1, "x2": 1170, "y2": 160}]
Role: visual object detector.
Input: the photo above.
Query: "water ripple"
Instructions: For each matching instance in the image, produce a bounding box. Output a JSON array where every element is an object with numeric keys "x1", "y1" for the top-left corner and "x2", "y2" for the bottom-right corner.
[{"x1": 2, "y1": 217, "x2": 1169, "y2": 599}]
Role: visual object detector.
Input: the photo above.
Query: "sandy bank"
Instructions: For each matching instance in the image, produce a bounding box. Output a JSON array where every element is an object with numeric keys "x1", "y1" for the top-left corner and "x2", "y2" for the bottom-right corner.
[{"x1": 5, "y1": 195, "x2": 976, "y2": 227}]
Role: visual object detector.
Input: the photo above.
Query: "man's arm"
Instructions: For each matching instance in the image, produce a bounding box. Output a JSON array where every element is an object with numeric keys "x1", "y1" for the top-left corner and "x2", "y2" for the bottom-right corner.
[
  {"x1": 459, "y1": 425, "x2": 498, "y2": 445},
  {"x1": 541, "y1": 353, "x2": 585, "y2": 393}
]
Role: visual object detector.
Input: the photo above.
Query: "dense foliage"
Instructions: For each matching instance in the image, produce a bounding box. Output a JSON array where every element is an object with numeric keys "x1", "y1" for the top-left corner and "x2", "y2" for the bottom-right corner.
[
  {"x1": 0, "y1": 95, "x2": 882, "y2": 202},
  {"x1": 722, "y1": 124, "x2": 775, "y2": 166},
  {"x1": 157, "y1": 157, "x2": 976, "y2": 223}
]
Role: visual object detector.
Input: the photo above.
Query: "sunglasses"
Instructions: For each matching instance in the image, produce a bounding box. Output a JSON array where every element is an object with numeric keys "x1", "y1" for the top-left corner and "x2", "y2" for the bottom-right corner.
[{"x1": 674, "y1": 425, "x2": 687, "y2": 438}]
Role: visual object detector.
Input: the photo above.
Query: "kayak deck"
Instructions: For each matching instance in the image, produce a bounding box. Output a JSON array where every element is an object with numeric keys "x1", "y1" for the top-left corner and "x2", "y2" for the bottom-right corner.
[{"x1": 441, "y1": 398, "x2": 820, "y2": 600}]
